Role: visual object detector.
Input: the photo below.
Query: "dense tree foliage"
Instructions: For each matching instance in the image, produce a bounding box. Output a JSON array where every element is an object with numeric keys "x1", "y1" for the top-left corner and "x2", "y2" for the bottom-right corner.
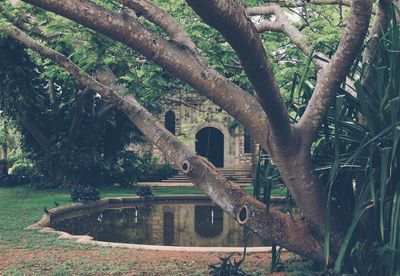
[{"x1": 0, "y1": 37, "x2": 150, "y2": 193}]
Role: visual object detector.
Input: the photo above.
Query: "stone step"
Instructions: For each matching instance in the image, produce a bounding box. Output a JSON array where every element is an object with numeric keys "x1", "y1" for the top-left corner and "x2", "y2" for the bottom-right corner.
[
  {"x1": 169, "y1": 175, "x2": 252, "y2": 179},
  {"x1": 169, "y1": 178, "x2": 252, "y2": 182},
  {"x1": 171, "y1": 174, "x2": 251, "y2": 179},
  {"x1": 163, "y1": 168, "x2": 253, "y2": 184},
  {"x1": 176, "y1": 173, "x2": 251, "y2": 178},
  {"x1": 176, "y1": 170, "x2": 251, "y2": 176},
  {"x1": 161, "y1": 179, "x2": 252, "y2": 183}
]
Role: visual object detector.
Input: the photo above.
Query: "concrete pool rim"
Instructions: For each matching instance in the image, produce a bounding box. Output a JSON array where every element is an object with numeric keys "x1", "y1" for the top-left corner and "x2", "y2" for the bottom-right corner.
[{"x1": 28, "y1": 195, "x2": 285, "y2": 253}]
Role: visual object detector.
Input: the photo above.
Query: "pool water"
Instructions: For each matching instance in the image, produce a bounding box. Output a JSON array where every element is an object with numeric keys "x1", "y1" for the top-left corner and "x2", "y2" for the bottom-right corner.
[{"x1": 50, "y1": 201, "x2": 268, "y2": 247}]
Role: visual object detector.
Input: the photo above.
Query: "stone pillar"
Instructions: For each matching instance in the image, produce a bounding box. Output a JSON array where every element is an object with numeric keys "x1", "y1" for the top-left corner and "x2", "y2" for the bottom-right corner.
[{"x1": 250, "y1": 137, "x2": 259, "y2": 184}]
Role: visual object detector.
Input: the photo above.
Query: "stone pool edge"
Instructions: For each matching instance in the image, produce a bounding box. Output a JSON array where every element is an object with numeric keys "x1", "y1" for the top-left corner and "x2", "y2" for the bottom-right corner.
[{"x1": 27, "y1": 195, "x2": 285, "y2": 253}]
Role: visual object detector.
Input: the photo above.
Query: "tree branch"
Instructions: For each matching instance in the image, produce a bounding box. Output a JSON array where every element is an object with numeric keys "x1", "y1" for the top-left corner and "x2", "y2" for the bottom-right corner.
[
  {"x1": 186, "y1": 0, "x2": 295, "y2": 151},
  {"x1": 116, "y1": 0, "x2": 196, "y2": 52},
  {"x1": 19, "y1": 0, "x2": 270, "y2": 154},
  {"x1": 285, "y1": 0, "x2": 352, "y2": 7},
  {"x1": 47, "y1": 79, "x2": 55, "y2": 105},
  {"x1": 95, "y1": 101, "x2": 114, "y2": 119},
  {"x1": 183, "y1": 4, "x2": 333, "y2": 230},
  {"x1": 0, "y1": 4, "x2": 61, "y2": 41},
  {"x1": 357, "y1": 0, "x2": 394, "y2": 125},
  {"x1": 298, "y1": 0, "x2": 373, "y2": 145},
  {"x1": 4, "y1": 23, "x2": 326, "y2": 262},
  {"x1": 363, "y1": 0, "x2": 393, "y2": 67},
  {"x1": 247, "y1": 4, "x2": 327, "y2": 69},
  {"x1": 69, "y1": 88, "x2": 92, "y2": 141}
]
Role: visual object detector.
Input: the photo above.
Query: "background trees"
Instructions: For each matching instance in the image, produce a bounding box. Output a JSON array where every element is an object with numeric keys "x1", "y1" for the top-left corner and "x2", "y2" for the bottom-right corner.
[
  {"x1": 0, "y1": 0, "x2": 399, "y2": 273},
  {"x1": 0, "y1": 36, "x2": 151, "y2": 194}
]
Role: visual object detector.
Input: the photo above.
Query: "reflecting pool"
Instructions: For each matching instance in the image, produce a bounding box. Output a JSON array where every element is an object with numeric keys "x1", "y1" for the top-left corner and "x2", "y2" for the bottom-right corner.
[{"x1": 50, "y1": 201, "x2": 269, "y2": 247}]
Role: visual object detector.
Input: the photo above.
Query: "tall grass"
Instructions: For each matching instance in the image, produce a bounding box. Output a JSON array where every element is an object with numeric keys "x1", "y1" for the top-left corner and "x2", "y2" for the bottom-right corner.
[
  {"x1": 330, "y1": 9, "x2": 400, "y2": 274},
  {"x1": 313, "y1": 7, "x2": 400, "y2": 274},
  {"x1": 253, "y1": 6, "x2": 400, "y2": 275}
]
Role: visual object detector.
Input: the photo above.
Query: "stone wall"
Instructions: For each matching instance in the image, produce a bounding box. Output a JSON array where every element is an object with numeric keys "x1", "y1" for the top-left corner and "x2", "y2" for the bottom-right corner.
[{"x1": 133, "y1": 91, "x2": 254, "y2": 170}]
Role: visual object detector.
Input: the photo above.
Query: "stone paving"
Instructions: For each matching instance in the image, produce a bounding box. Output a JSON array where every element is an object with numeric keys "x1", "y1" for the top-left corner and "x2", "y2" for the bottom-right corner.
[{"x1": 138, "y1": 181, "x2": 251, "y2": 187}]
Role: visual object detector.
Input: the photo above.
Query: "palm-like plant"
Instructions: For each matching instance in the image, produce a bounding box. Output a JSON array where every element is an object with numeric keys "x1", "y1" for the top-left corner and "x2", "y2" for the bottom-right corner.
[{"x1": 254, "y1": 7, "x2": 400, "y2": 274}]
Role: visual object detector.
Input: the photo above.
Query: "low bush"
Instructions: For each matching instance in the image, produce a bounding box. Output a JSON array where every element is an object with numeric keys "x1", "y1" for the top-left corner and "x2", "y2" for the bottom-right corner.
[
  {"x1": 70, "y1": 184, "x2": 100, "y2": 203},
  {"x1": 140, "y1": 163, "x2": 176, "y2": 182},
  {"x1": 135, "y1": 186, "x2": 154, "y2": 200}
]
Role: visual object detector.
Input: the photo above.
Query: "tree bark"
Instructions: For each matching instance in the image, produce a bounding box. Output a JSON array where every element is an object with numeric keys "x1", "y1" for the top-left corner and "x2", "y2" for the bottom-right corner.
[
  {"x1": 299, "y1": 0, "x2": 373, "y2": 145},
  {"x1": 362, "y1": 0, "x2": 394, "y2": 95},
  {"x1": 187, "y1": 0, "x2": 295, "y2": 151},
  {"x1": 69, "y1": 88, "x2": 92, "y2": 141},
  {"x1": 246, "y1": 4, "x2": 327, "y2": 69},
  {"x1": 47, "y1": 79, "x2": 55, "y2": 105},
  {"x1": 117, "y1": 0, "x2": 196, "y2": 52}
]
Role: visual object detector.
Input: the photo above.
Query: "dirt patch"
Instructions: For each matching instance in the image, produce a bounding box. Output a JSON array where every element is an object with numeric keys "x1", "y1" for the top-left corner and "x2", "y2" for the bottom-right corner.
[{"x1": 0, "y1": 247, "x2": 298, "y2": 275}]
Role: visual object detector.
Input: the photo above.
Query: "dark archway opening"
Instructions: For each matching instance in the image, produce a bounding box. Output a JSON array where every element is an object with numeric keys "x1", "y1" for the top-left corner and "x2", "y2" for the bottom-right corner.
[
  {"x1": 195, "y1": 127, "x2": 224, "y2": 167},
  {"x1": 163, "y1": 211, "x2": 175, "y2": 245},
  {"x1": 165, "y1": 110, "x2": 176, "y2": 135},
  {"x1": 194, "y1": 205, "x2": 223, "y2": 238},
  {"x1": 244, "y1": 131, "x2": 251, "y2": 153}
]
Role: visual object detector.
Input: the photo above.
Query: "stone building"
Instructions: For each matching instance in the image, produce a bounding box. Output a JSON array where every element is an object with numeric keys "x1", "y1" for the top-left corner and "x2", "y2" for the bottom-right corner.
[{"x1": 152, "y1": 91, "x2": 256, "y2": 171}]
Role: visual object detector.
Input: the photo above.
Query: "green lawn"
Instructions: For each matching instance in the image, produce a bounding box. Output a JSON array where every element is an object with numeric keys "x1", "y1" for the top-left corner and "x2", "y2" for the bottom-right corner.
[
  {"x1": 0, "y1": 185, "x2": 204, "y2": 247},
  {"x1": 0, "y1": 184, "x2": 287, "y2": 249},
  {"x1": 0, "y1": 185, "x2": 298, "y2": 275}
]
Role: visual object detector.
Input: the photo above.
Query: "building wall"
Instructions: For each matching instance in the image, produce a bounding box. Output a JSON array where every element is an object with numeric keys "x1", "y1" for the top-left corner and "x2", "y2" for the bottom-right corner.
[{"x1": 149, "y1": 92, "x2": 253, "y2": 170}]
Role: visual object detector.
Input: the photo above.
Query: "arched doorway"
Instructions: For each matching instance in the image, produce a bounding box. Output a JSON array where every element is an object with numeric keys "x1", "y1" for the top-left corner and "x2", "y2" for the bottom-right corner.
[
  {"x1": 244, "y1": 131, "x2": 251, "y2": 153},
  {"x1": 194, "y1": 205, "x2": 223, "y2": 238},
  {"x1": 195, "y1": 127, "x2": 224, "y2": 167},
  {"x1": 164, "y1": 110, "x2": 175, "y2": 135}
]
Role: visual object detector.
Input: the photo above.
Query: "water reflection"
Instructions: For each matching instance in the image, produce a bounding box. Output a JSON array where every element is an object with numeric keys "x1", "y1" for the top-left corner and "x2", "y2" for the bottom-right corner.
[
  {"x1": 163, "y1": 211, "x2": 174, "y2": 245},
  {"x1": 194, "y1": 205, "x2": 223, "y2": 238},
  {"x1": 50, "y1": 201, "x2": 268, "y2": 247}
]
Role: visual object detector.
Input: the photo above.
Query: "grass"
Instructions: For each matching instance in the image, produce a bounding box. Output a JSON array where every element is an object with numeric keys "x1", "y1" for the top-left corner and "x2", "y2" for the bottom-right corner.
[
  {"x1": 0, "y1": 184, "x2": 295, "y2": 275},
  {"x1": 0, "y1": 185, "x2": 208, "y2": 247},
  {"x1": 0, "y1": 185, "x2": 210, "y2": 275}
]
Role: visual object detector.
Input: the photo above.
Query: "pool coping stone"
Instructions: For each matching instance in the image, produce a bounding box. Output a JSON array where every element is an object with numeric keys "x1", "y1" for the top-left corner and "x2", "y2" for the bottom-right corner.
[{"x1": 28, "y1": 195, "x2": 286, "y2": 253}]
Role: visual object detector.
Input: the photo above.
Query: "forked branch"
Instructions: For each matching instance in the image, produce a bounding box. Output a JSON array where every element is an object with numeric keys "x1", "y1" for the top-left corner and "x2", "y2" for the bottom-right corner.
[
  {"x1": 363, "y1": 0, "x2": 394, "y2": 64},
  {"x1": 116, "y1": 0, "x2": 196, "y2": 52},
  {"x1": 298, "y1": 0, "x2": 373, "y2": 145},
  {"x1": 246, "y1": 4, "x2": 327, "y2": 69},
  {"x1": 186, "y1": 0, "x2": 295, "y2": 150}
]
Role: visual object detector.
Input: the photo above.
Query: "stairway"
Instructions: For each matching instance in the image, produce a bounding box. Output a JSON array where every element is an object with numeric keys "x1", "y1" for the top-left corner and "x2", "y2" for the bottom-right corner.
[{"x1": 162, "y1": 168, "x2": 252, "y2": 185}]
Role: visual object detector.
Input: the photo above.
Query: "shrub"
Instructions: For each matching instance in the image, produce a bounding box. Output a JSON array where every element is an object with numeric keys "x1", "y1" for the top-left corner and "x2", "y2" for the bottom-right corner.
[
  {"x1": 208, "y1": 254, "x2": 246, "y2": 276},
  {"x1": 136, "y1": 186, "x2": 154, "y2": 200},
  {"x1": 70, "y1": 184, "x2": 100, "y2": 203},
  {"x1": 0, "y1": 160, "x2": 36, "y2": 187},
  {"x1": 140, "y1": 163, "x2": 176, "y2": 182}
]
